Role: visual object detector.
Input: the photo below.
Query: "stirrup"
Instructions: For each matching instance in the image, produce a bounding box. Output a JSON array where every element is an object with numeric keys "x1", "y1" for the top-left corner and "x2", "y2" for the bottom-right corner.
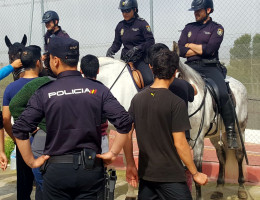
[{"x1": 227, "y1": 136, "x2": 238, "y2": 149}]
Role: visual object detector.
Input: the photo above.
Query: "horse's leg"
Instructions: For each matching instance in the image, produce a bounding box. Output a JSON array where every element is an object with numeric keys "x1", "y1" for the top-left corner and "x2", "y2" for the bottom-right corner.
[
  {"x1": 209, "y1": 137, "x2": 226, "y2": 199},
  {"x1": 192, "y1": 139, "x2": 204, "y2": 200},
  {"x1": 235, "y1": 147, "x2": 248, "y2": 199}
]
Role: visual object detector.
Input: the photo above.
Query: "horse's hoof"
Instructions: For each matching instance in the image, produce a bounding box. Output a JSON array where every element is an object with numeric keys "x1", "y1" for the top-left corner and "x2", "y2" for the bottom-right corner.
[
  {"x1": 210, "y1": 191, "x2": 223, "y2": 199},
  {"x1": 238, "y1": 188, "x2": 248, "y2": 199},
  {"x1": 125, "y1": 198, "x2": 136, "y2": 200}
]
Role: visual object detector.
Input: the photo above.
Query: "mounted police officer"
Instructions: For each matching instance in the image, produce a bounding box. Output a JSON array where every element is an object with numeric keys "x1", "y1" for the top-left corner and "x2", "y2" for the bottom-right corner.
[
  {"x1": 42, "y1": 10, "x2": 69, "y2": 53},
  {"x1": 12, "y1": 36, "x2": 133, "y2": 199},
  {"x1": 178, "y1": 0, "x2": 238, "y2": 149},
  {"x1": 41, "y1": 10, "x2": 69, "y2": 77},
  {"x1": 106, "y1": 0, "x2": 155, "y2": 87}
]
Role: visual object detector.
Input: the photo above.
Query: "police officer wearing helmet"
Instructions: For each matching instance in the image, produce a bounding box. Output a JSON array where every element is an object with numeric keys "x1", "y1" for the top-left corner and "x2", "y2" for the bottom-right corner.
[
  {"x1": 12, "y1": 36, "x2": 133, "y2": 199},
  {"x1": 106, "y1": 0, "x2": 155, "y2": 86},
  {"x1": 178, "y1": 0, "x2": 238, "y2": 149},
  {"x1": 42, "y1": 10, "x2": 69, "y2": 77}
]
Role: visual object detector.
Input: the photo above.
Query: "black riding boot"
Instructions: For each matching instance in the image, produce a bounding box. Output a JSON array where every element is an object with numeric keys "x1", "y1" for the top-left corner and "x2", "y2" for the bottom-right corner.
[{"x1": 221, "y1": 99, "x2": 238, "y2": 149}]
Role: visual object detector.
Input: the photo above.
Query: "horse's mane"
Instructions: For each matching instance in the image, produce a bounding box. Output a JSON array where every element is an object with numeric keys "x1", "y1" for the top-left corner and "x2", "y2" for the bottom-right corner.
[{"x1": 178, "y1": 61, "x2": 205, "y2": 89}]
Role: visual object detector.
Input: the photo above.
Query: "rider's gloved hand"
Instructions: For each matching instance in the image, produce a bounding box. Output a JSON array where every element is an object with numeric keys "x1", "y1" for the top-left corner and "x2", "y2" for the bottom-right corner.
[
  {"x1": 106, "y1": 48, "x2": 115, "y2": 58},
  {"x1": 124, "y1": 47, "x2": 139, "y2": 61}
]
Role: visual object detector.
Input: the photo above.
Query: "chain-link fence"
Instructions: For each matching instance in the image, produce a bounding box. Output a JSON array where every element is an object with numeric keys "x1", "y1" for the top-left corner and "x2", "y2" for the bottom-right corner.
[{"x1": 0, "y1": 0, "x2": 260, "y2": 136}]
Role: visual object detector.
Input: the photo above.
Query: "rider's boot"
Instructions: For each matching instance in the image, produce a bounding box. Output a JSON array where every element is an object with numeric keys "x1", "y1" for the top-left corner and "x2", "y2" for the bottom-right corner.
[{"x1": 221, "y1": 99, "x2": 238, "y2": 149}]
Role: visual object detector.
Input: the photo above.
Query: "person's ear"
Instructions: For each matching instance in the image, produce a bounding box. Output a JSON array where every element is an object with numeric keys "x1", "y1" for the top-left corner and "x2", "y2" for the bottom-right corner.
[
  {"x1": 149, "y1": 64, "x2": 153, "y2": 69},
  {"x1": 207, "y1": 8, "x2": 211, "y2": 15},
  {"x1": 97, "y1": 68, "x2": 100, "y2": 75}
]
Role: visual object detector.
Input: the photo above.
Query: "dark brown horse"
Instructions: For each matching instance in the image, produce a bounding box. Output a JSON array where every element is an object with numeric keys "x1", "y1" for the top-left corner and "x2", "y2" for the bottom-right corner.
[{"x1": 5, "y1": 34, "x2": 27, "y2": 80}]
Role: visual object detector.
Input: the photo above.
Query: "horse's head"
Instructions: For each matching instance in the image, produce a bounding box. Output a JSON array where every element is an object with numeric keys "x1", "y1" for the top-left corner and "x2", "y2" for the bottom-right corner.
[{"x1": 5, "y1": 34, "x2": 27, "y2": 80}]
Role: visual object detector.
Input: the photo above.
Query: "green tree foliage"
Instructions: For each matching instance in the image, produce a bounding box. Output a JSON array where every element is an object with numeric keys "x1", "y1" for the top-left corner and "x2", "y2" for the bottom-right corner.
[
  {"x1": 252, "y1": 33, "x2": 260, "y2": 60},
  {"x1": 228, "y1": 33, "x2": 260, "y2": 97}
]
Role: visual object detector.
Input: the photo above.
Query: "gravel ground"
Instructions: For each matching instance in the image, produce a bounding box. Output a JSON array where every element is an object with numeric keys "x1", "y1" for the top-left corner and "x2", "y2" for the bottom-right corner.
[{"x1": 0, "y1": 167, "x2": 259, "y2": 200}]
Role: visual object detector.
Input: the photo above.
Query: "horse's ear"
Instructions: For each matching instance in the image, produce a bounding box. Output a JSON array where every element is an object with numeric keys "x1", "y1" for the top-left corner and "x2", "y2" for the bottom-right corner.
[
  {"x1": 21, "y1": 34, "x2": 27, "y2": 46},
  {"x1": 5, "y1": 35, "x2": 12, "y2": 48},
  {"x1": 172, "y1": 41, "x2": 180, "y2": 56}
]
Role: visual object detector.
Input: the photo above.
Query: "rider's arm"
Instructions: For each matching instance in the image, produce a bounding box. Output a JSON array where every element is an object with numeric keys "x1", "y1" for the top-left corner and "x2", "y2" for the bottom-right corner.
[
  {"x1": 186, "y1": 43, "x2": 203, "y2": 55},
  {"x1": 178, "y1": 26, "x2": 192, "y2": 58},
  {"x1": 186, "y1": 25, "x2": 224, "y2": 57},
  {"x1": 135, "y1": 20, "x2": 155, "y2": 53},
  {"x1": 110, "y1": 23, "x2": 123, "y2": 53},
  {"x1": 201, "y1": 25, "x2": 224, "y2": 57}
]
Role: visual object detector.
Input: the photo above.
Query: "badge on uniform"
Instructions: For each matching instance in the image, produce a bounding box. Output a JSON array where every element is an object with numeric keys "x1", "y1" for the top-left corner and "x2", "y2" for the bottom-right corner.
[
  {"x1": 120, "y1": 28, "x2": 124, "y2": 36},
  {"x1": 146, "y1": 25, "x2": 151, "y2": 32},
  {"x1": 217, "y1": 29, "x2": 223, "y2": 36},
  {"x1": 188, "y1": 31, "x2": 192, "y2": 38}
]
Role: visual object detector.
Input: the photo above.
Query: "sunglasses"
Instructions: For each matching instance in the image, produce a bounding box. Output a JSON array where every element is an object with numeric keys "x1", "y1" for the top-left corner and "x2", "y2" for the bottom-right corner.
[{"x1": 121, "y1": 8, "x2": 132, "y2": 13}]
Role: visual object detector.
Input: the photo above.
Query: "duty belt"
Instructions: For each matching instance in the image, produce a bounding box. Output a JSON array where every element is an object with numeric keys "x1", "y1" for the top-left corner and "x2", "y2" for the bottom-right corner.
[
  {"x1": 186, "y1": 59, "x2": 220, "y2": 66},
  {"x1": 48, "y1": 152, "x2": 103, "y2": 169}
]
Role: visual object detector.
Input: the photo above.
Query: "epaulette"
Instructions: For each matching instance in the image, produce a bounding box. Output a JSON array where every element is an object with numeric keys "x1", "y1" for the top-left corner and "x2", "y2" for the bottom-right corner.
[
  {"x1": 62, "y1": 30, "x2": 67, "y2": 34},
  {"x1": 186, "y1": 22, "x2": 197, "y2": 26},
  {"x1": 137, "y1": 17, "x2": 145, "y2": 21},
  {"x1": 86, "y1": 78, "x2": 104, "y2": 85},
  {"x1": 37, "y1": 79, "x2": 55, "y2": 90}
]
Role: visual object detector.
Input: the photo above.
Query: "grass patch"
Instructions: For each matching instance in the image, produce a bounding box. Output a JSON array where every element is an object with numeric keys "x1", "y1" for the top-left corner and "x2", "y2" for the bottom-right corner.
[{"x1": 4, "y1": 135, "x2": 15, "y2": 163}]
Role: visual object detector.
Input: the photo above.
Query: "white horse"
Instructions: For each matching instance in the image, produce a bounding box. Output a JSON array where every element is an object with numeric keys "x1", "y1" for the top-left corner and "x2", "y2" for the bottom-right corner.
[{"x1": 97, "y1": 56, "x2": 248, "y2": 200}]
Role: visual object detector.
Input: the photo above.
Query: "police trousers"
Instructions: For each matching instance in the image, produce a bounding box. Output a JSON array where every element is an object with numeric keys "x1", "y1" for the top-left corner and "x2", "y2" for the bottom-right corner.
[
  {"x1": 188, "y1": 63, "x2": 230, "y2": 108},
  {"x1": 42, "y1": 163, "x2": 105, "y2": 200},
  {"x1": 138, "y1": 179, "x2": 192, "y2": 200},
  {"x1": 135, "y1": 60, "x2": 154, "y2": 86}
]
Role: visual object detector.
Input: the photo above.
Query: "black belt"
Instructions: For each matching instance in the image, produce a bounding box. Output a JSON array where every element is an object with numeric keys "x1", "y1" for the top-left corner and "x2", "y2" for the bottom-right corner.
[{"x1": 48, "y1": 154, "x2": 103, "y2": 167}]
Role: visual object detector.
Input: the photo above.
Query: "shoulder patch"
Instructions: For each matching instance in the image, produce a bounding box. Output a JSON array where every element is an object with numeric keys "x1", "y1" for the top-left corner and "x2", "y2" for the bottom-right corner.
[
  {"x1": 138, "y1": 17, "x2": 145, "y2": 21},
  {"x1": 217, "y1": 28, "x2": 224, "y2": 36},
  {"x1": 62, "y1": 30, "x2": 67, "y2": 34},
  {"x1": 146, "y1": 25, "x2": 151, "y2": 32}
]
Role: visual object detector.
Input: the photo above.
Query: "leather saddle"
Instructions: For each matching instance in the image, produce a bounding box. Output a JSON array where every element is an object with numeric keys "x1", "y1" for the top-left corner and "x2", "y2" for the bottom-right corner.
[{"x1": 128, "y1": 62, "x2": 144, "y2": 89}]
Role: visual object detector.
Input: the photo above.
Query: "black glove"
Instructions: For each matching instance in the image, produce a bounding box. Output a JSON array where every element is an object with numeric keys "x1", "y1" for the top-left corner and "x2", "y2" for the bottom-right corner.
[
  {"x1": 124, "y1": 47, "x2": 139, "y2": 62},
  {"x1": 106, "y1": 48, "x2": 115, "y2": 58}
]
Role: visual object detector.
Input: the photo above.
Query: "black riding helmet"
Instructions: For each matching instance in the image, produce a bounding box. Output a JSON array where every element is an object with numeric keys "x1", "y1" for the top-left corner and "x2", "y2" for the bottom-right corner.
[
  {"x1": 42, "y1": 10, "x2": 59, "y2": 24},
  {"x1": 119, "y1": 0, "x2": 138, "y2": 12},
  {"x1": 189, "y1": 0, "x2": 214, "y2": 13}
]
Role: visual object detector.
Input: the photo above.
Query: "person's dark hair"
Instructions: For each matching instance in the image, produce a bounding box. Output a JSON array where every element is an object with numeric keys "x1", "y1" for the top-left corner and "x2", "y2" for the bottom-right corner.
[
  {"x1": 21, "y1": 45, "x2": 41, "y2": 69},
  {"x1": 60, "y1": 58, "x2": 79, "y2": 67},
  {"x1": 152, "y1": 50, "x2": 179, "y2": 80},
  {"x1": 80, "y1": 55, "x2": 99, "y2": 79},
  {"x1": 147, "y1": 43, "x2": 169, "y2": 65}
]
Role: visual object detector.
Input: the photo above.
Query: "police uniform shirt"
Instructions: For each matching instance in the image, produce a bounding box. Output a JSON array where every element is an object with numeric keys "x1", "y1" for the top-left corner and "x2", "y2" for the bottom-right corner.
[
  {"x1": 44, "y1": 26, "x2": 70, "y2": 52},
  {"x1": 178, "y1": 18, "x2": 224, "y2": 62},
  {"x1": 110, "y1": 17, "x2": 155, "y2": 57},
  {"x1": 12, "y1": 71, "x2": 133, "y2": 156}
]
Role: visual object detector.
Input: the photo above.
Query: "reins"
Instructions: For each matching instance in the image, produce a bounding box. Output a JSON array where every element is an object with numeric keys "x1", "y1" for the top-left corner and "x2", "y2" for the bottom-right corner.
[{"x1": 109, "y1": 63, "x2": 128, "y2": 91}]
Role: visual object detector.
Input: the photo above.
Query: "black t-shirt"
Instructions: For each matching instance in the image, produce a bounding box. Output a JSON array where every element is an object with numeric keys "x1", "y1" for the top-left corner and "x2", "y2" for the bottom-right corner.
[{"x1": 129, "y1": 87, "x2": 191, "y2": 182}]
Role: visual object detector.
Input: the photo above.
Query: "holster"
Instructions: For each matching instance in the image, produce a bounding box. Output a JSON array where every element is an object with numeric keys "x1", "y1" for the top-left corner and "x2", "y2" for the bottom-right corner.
[
  {"x1": 81, "y1": 148, "x2": 96, "y2": 170},
  {"x1": 40, "y1": 160, "x2": 49, "y2": 175}
]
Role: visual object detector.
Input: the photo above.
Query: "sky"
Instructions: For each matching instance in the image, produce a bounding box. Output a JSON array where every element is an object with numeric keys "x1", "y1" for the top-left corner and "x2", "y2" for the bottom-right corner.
[{"x1": 0, "y1": 0, "x2": 259, "y2": 65}]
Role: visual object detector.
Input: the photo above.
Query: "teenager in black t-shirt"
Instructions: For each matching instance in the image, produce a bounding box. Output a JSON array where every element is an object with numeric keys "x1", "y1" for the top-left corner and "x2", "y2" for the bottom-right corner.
[{"x1": 124, "y1": 50, "x2": 208, "y2": 199}]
